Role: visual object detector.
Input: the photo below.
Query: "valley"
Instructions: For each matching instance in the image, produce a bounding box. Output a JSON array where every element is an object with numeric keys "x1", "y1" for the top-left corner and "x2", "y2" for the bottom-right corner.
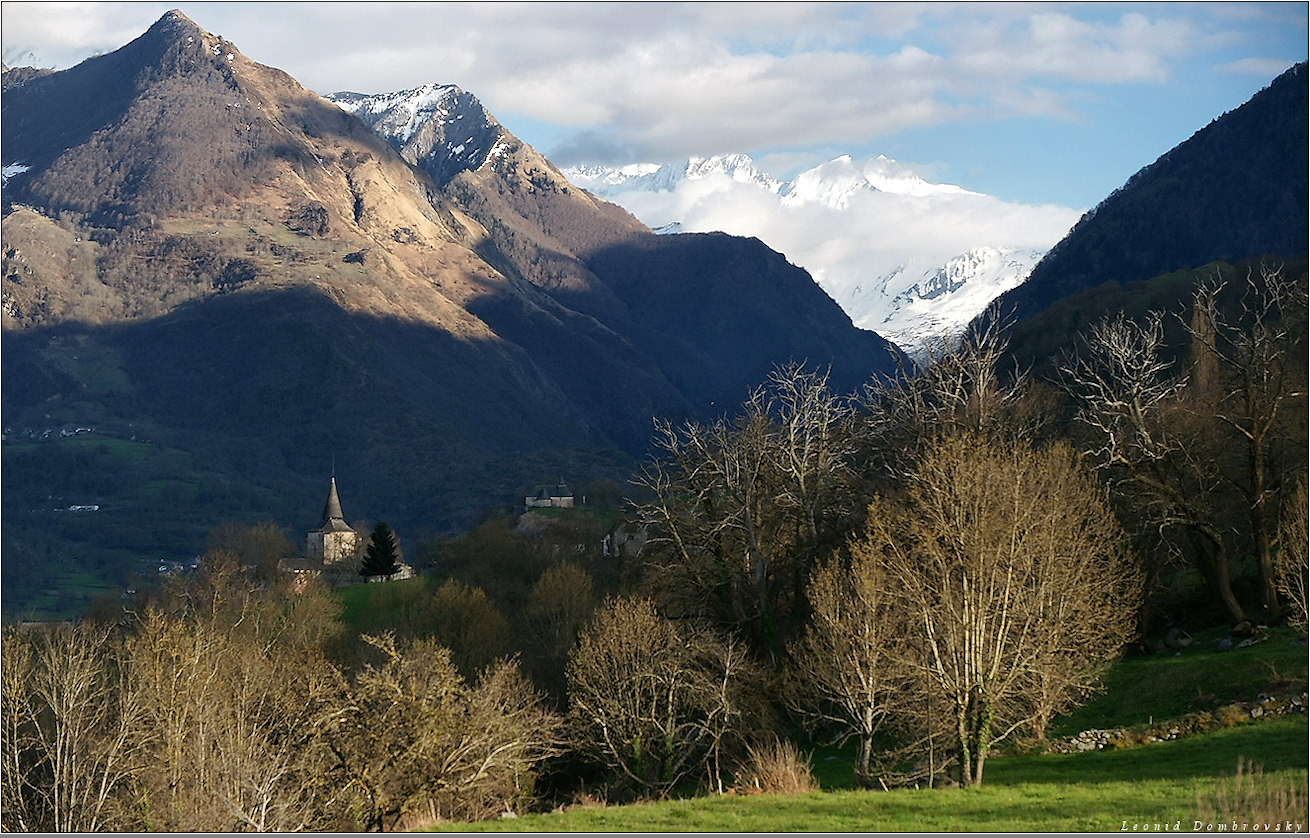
[{"x1": 0, "y1": 8, "x2": 1305, "y2": 834}]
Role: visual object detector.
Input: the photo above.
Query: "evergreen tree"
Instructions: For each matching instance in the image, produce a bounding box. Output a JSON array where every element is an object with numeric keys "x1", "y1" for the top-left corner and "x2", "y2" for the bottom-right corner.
[{"x1": 360, "y1": 521, "x2": 400, "y2": 579}]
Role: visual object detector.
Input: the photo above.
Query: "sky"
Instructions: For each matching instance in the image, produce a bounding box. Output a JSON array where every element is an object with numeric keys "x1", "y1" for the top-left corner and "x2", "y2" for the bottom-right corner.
[{"x1": 1, "y1": 2, "x2": 1305, "y2": 209}]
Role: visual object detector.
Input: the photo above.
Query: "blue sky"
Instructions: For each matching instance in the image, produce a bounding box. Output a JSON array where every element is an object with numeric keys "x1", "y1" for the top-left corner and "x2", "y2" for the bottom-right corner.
[{"x1": 2, "y1": 2, "x2": 1305, "y2": 209}]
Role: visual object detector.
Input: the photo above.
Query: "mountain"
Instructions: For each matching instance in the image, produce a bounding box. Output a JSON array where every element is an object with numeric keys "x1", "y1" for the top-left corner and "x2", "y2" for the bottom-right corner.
[
  {"x1": 876, "y1": 246, "x2": 1047, "y2": 351},
  {"x1": 567, "y1": 154, "x2": 784, "y2": 195},
  {"x1": 563, "y1": 153, "x2": 1078, "y2": 351},
  {"x1": 0, "y1": 11, "x2": 902, "y2": 618},
  {"x1": 979, "y1": 62, "x2": 1309, "y2": 329},
  {"x1": 329, "y1": 84, "x2": 506, "y2": 188}
]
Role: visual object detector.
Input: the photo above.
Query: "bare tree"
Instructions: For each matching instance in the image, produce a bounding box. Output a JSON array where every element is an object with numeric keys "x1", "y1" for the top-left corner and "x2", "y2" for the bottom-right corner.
[
  {"x1": 319, "y1": 633, "x2": 561, "y2": 830},
  {"x1": 1062, "y1": 266, "x2": 1308, "y2": 625},
  {"x1": 860, "y1": 314, "x2": 1044, "y2": 465},
  {"x1": 1061, "y1": 310, "x2": 1247, "y2": 625},
  {"x1": 1277, "y1": 474, "x2": 1309, "y2": 628},
  {"x1": 1186, "y1": 266, "x2": 1308, "y2": 619},
  {"x1": 525, "y1": 562, "x2": 596, "y2": 661},
  {"x1": 523, "y1": 562, "x2": 598, "y2": 698},
  {"x1": 0, "y1": 623, "x2": 145, "y2": 832},
  {"x1": 124, "y1": 559, "x2": 346, "y2": 832},
  {"x1": 425, "y1": 579, "x2": 514, "y2": 679},
  {"x1": 855, "y1": 434, "x2": 1138, "y2": 786},
  {"x1": 564, "y1": 596, "x2": 770, "y2": 797},
  {"x1": 205, "y1": 520, "x2": 297, "y2": 581},
  {"x1": 787, "y1": 549, "x2": 912, "y2": 789},
  {"x1": 637, "y1": 363, "x2": 858, "y2": 659},
  {"x1": 1, "y1": 629, "x2": 38, "y2": 832}
]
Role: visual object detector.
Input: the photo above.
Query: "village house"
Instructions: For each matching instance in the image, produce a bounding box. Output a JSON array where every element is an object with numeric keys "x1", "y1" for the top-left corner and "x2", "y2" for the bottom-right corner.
[
  {"x1": 525, "y1": 478, "x2": 576, "y2": 509},
  {"x1": 603, "y1": 521, "x2": 648, "y2": 558}
]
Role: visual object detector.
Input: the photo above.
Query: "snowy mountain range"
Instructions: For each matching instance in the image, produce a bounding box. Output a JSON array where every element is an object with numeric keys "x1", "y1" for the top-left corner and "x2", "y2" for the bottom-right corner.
[{"x1": 564, "y1": 154, "x2": 1082, "y2": 350}]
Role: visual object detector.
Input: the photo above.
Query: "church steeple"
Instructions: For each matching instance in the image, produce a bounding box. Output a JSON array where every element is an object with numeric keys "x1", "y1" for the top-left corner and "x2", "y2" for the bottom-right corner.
[
  {"x1": 313, "y1": 474, "x2": 353, "y2": 533},
  {"x1": 306, "y1": 471, "x2": 358, "y2": 564},
  {"x1": 320, "y1": 476, "x2": 345, "y2": 526}
]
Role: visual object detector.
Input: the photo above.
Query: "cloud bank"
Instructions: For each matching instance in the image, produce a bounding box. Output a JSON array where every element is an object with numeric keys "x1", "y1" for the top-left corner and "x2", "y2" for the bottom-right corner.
[
  {"x1": 2, "y1": 2, "x2": 1304, "y2": 206},
  {"x1": 571, "y1": 154, "x2": 1084, "y2": 344}
]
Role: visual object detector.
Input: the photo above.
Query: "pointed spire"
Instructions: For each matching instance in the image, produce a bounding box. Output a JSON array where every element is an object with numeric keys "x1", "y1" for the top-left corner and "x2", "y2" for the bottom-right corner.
[{"x1": 315, "y1": 475, "x2": 351, "y2": 532}]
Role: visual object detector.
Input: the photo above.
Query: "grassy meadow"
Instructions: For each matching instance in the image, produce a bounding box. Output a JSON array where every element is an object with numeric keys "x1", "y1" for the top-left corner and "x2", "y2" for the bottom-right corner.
[
  {"x1": 428, "y1": 718, "x2": 1306, "y2": 833},
  {"x1": 408, "y1": 624, "x2": 1309, "y2": 833}
]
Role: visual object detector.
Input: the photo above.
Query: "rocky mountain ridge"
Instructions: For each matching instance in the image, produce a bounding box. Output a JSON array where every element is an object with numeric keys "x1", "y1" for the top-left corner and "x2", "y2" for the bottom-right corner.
[{"x1": 0, "y1": 10, "x2": 903, "y2": 617}]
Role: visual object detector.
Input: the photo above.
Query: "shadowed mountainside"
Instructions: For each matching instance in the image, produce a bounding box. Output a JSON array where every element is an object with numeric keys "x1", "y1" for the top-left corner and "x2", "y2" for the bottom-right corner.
[
  {"x1": 978, "y1": 62, "x2": 1308, "y2": 330},
  {"x1": 0, "y1": 11, "x2": 902, "y2": 618}
]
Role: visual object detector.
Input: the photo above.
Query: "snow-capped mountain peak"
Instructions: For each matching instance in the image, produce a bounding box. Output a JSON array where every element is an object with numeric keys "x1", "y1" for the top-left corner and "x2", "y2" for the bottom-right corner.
[
  {"x1": 327, "y1": 85, "x2": 503, "y2": 186},
  {"x1": 861, "y1": 155, "x2": 975, "y2": 198},
  {"x1": 560, "y1": 153, "x2": 1080, "y2": 350},
  {"x1": 779, "y1": 154, "x2": 976, "y2": 209},
  {"x1": 564, "y1": 153, "x2": 782, "y2": 195},
  {"x1": 331, "y1": 82, "x2": 460, "y2": 143},
  {"x1": 685, "y1": 154, "x2": 783, "y2": 191},
  {"x1": 565, "y1": 161, "x2": 663, "y2": 187},
  {"x1": 871, "y1": 246, "x2": 1046, "y2": 347}
]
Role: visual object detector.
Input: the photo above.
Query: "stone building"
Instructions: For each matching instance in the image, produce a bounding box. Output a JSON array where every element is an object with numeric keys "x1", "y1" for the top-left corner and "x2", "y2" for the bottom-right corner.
[
  {"x1": 305, "y1": 475, "x2": 358, "y2": 565},
  {"x1": 525, "y1": 478, "x2": 575, "y2": 509}
]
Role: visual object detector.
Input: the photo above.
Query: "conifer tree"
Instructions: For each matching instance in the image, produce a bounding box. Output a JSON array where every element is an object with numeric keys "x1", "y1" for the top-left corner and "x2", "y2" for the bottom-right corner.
[{"x1": 360, "y1": 521, "x2": 400, "y2": 579}]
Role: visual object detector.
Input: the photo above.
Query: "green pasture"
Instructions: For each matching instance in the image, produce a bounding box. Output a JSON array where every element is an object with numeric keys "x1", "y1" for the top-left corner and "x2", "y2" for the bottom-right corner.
[
  {"x1": 434, "y1": 717, "x2": 1306, "y2": 833},
  {"x1": 1054, "y1": 626, "x2": 1308, "y2": 736},
  {"x1": 336, "y1": 576, "x2": 435, "y2": 633},
  {"x1": 422, "y1": 624, "x2": 1308, "y2": 833}
]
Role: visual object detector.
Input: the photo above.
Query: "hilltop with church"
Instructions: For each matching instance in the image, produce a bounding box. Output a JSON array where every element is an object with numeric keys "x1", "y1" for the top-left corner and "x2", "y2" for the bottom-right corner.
[{"x1": 279, "y1": 474, "x2": 414, "y2": 587}]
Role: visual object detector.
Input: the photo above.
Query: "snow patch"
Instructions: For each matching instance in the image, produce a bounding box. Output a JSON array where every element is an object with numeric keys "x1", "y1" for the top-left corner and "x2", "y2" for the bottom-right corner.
[
  {"x1": 1, "y1": 163, "x2": 31, "y2": 186},
  {"x1": 332, "y1": 83, "x2": 461, "y2": 143}
]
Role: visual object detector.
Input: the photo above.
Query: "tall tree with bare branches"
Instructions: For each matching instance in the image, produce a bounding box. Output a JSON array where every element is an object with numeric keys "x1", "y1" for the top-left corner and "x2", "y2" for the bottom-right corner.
[
  {"x1": 1062, "y1": 265, "x2": 1308, "y2": 624},
  {"x1": 787, "y1": 548, "x2": 912, "y2": 789},
  {"x1": 1185, "y1": 265, "x2": 1308, "y2": 619},
  {"x1": 565, "y1": 596, "x2": 770, "y2": 796},
  {"x1": 1277, "y1": 474, "x2": 1309, "y2": 628},
  {"x1": 0, "y1": 623, "x2": 145, "y2": 832},
  {"x1": 636, "y1": 363, "x2": 858, "y2": 659},
  {"x1": 853, "y1": 434, "x2": 1138, "y2": 787}
]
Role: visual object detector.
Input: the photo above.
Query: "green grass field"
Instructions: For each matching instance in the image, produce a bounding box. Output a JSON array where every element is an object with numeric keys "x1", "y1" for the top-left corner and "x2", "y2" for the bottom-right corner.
[
  {"x1": 1053, "y1": 627, "x2": 1308, "y2": 736},
  {"x1": 432, "y1": 717, "x2": 1306, "y2": 833},
  {"x1": 422, "y1": 627, "x2": 1308, "y2": 833}
]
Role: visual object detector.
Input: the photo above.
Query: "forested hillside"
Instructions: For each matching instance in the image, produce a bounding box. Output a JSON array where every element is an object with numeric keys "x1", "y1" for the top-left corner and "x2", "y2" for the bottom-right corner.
[{"x1": 982, "y1": 62, "x2": 1307, "y2": 327}]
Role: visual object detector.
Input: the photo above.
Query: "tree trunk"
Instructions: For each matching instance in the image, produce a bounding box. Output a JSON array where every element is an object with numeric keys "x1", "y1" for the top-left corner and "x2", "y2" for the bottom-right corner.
[
  {"x1": 855, "y1": 733, "x2": 874, "y2": 790},
  {"x1": 1192, "y1": 534, "x2": 1248, "y2": 625},
  {"x1": 1250, "y1": 444, "x2": 1282, "y2": 620},
  {"x1": 962, "y1": 687, "x2": 992, "y2": 787}
]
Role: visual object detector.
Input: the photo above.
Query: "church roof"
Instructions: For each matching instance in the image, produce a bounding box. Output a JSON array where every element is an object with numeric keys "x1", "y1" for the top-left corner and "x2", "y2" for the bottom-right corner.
[
  {"x1": 531, "y1": 477, "x2": 571, "y2": 498},
  {"x1": 312, "y1": 476, "x2": 352, "y2": 532}
]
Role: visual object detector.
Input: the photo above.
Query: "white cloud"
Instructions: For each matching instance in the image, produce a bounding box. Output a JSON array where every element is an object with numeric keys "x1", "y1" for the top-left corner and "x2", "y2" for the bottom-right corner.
[
  {"x1": 1, "y1": 1, "x2": 174, "y2": 67},
  {"x1": 950, "y1": 10, "x2": 1200, "y2": 84},
  {"x1": 1215, "y1": 56, "x2": 1301, "y2": 76},
  {"x1": 583, "y1": 153, "x2": 1081, "y2": 294},
  {"x1": 2, "y1": 1, "x2": 1302, "y2": 205},
  {"x1": 572, "y1": 153, "x2": 1083, "y2": 343}
]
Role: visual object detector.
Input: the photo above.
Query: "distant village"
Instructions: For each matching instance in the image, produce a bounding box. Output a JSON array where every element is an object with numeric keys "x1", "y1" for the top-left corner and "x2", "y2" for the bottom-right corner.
[{"x1": 128, "y1": 474, "x2": 651, "y2": 592}]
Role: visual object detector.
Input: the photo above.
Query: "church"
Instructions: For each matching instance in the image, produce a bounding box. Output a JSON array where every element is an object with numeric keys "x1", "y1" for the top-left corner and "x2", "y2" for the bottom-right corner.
[
  {"x1": 305, "y1": 475, "x2": 359, "y2": 565},
  {"x1": 295, "y1": 473, "x2": 415, "y2": 583}
]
